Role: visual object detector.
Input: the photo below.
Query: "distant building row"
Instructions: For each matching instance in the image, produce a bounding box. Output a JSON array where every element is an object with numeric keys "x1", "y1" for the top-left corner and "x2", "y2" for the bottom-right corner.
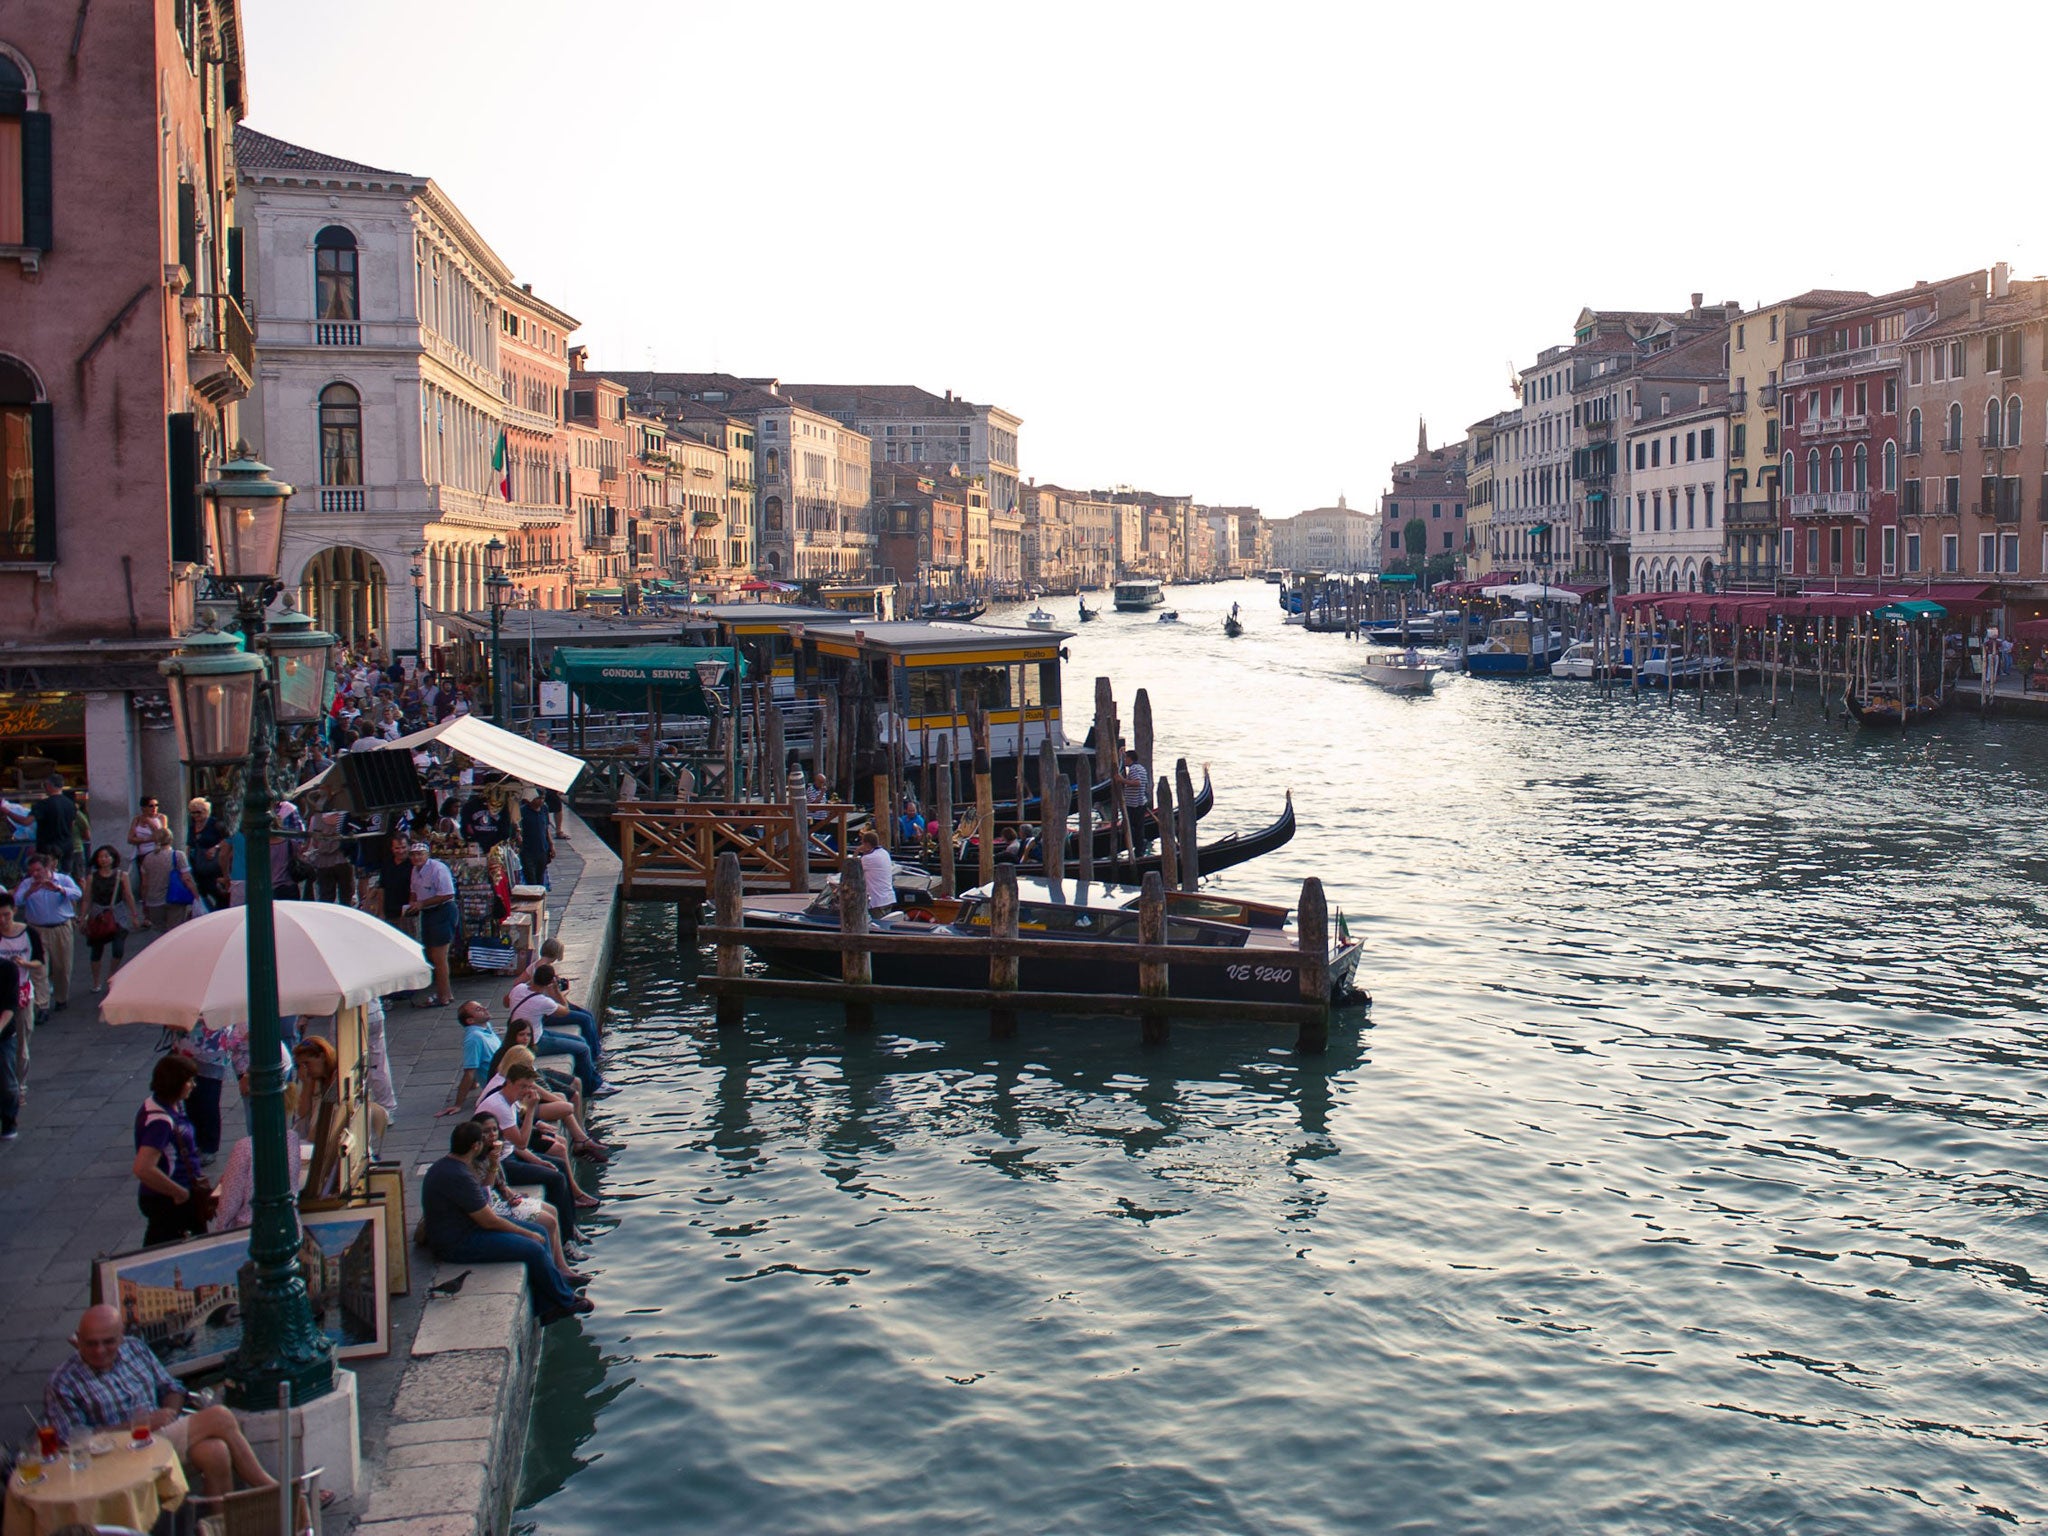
[{"x1": 1460, "y1": 271, "x2": 2048, "y2": 598}]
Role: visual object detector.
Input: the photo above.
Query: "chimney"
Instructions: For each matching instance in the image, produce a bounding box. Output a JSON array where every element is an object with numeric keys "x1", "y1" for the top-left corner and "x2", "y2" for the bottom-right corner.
[
  {"x1": 1690, "y1": 291, "x2": 1704, "y2": 312},
  {"x1": 1992, "y1": 262, "x2": 2011, "y2": 299}
]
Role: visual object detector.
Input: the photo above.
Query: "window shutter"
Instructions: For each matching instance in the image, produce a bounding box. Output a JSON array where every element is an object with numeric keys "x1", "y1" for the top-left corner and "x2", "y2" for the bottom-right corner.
[
  {"x1": 1981, "y1": 476, "x2": 1996, "y2": 517},
  {"x1": 29, "y1": 401, "x2": 54, "y2": 563},
  {"x1": 176, "y1": 182, "x2": 196, "y2": 279},
  {"x1": 167, "y1": 413, "x2": 201, "y2": 563},
  {"x1": 225, "y1": 226, "x2": 243, "y2": 305},
  {"x1": 21, "y1": 111, "x2": 51, "y2": 251}
]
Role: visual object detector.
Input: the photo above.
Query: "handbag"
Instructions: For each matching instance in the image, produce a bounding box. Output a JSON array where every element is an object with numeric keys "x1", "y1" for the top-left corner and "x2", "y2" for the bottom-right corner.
[
  {"x1": 164, "y1": 860, "x2": 197, "y2": 908},
  {"x1": 287, "y1": 850, "x2": 317, "y2": 884},
  {"x1": 84, "y1": 909, "x2": 119, "y2": 943},
  {"x1": 188, "y1": 1174, "x2": 220, "y2": 1226}
]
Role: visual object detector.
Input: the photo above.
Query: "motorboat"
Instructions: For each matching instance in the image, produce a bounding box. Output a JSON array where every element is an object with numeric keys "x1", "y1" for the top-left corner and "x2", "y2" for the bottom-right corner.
[
  {"x1": 1552, "y1": 641, "x2": 1612, "y2": 681},
  {"x1": 1113, "y1": 578, "x2": 1166, "y2": 612},
  {"x1": 1465, "y1": 615, "x2": 1565, "y2": 678},
  {"x1": 1283, "y1": 610, "x2": 1306, "y2": 626},
  {"x1": 1361, "y1": 653, "x2": 1439, "y2": 694},
  {"x1": 1024, "y1": 606, "x2": 1057, "y2": 630},
  {"x1": 1634, "y1": 646, "x2": 1730, "y2": 687},
  {"x1": 1264, "y1": 569, "x2": 1287, "y2": 584},
  {"x1": 1157, "y1": 609, "x2": 1181, "y2": 624},
  {"x1": 736, "y1": 866, "x2": 1363, "y2": 1007}
]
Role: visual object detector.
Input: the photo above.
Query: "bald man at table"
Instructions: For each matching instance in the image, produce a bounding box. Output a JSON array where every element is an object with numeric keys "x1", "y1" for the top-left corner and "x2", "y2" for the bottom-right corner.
[{"x1": 44, "y1": 1305, "x2": 278, "y2": 1501}]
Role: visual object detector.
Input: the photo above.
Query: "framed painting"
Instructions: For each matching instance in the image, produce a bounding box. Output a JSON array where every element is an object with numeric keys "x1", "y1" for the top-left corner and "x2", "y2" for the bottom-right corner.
[
  {"x1": 93, "y1": 1205, "x2": 390, "y2": 1378},
  {"x1": 304, "y1": 1163, "x2": 410, "y2": 1296}
]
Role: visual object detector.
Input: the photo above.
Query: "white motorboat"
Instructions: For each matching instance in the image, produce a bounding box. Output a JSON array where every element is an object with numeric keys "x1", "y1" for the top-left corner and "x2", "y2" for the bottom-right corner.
[
  {"x1": 1553, "y1": 641, "x2": 1605, "y2": 681},
  {"x1": 1023, "y1": 606, "x2": 1057, "y2": 630},
  {"x1": 1157, "y1": 609, "x2": 1181, "y2": 624},
  {"x1": 1361, "y1": 652, "x2": 1440, "y2": 693}
]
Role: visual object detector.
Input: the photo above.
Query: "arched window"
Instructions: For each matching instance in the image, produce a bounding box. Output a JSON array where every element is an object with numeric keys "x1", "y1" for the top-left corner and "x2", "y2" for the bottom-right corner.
[
  {"x1": 1806, "y1": 448, "x2": 1819, "y2": 495},
  {"x1": 319, "y1": 383, "x2": 362, "y2": 486},
  {"x1": 1685, "y1": 560, "x2": 1698, "y2": 593},
  {"x1": 314, "y1": 227, "x2": 359, "y2": 321},
  {"x1": 1907, "y1": 408, "x2": 1922, "y2": 453},
  {"x1": 1883, "y1": 440, "x2": 1897, "y2": 492},
  {"x1": 1985, "y1": 398, "x2": 2002, "y2": 448},
  {"x1": 764, "y1": 448, "x2": 780, "y2": 479},
  {"x1": 1633, "y1": 558, "x2": 1646, "y2": 592},
  {"x1": 1853, "y1": 442, "x2": 1867, "y2": 493},
  {"x1": 0, "y1": 355, "x2": 48, "y2": 560},
  {"x1": 2006, "y1": 395, "x2": 2022, "y2": 447},
  {"x1": 0, "y1": 50, "x2": 48, "y2": 251},
  {"x1": 1782, "y1": 451, "x2": 1794, "y2": 495},
  {"x1": 1701, "y1": 559, "x2": 1715, "y2": 594},
  {"x1": 763, "y1": 495, "x2": 783, "y2": 531},
  {"x1": 1947, "y1": 402, "x2": 1962, "y2": 450},
  {"x1": 1829, "y1": 446, "x2": 1844, "y2": 493}
]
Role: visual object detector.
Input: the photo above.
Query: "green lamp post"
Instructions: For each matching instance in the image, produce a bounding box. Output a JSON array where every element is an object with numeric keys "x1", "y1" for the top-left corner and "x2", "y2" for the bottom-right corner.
[
  {"x1": 161, "y1": 451, "x2": 338, "y2": 1410},
  {"x1": 485, "y1": 537, "x2": 512, "y2": 721}
]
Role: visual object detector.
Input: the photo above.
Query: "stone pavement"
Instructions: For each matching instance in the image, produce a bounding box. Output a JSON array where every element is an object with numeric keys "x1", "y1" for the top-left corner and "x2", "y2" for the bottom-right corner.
[{"x1": 0, "y1": 819, "x2": 622, "y2": 1531}]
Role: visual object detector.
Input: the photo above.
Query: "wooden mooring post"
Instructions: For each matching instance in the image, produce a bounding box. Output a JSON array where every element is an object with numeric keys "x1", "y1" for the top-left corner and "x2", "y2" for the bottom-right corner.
[
  {"x1": 1137, "y1": 872, "x2": 1169, "y2": 1046},
  {"x1": 1075, "y1": 754, "x2": 1094, "y2": 889},
  {"x1": 713, "y1": 851, "x2": 745, "y2": 1030},
  {"x1": 839, "y1": 856, "x2": 873, "y2": 1031},
  {"x1": 1296, "y1": 876, "x2": 1330, "y2": 1053},
  {"x1": 990, "y1": 864, "x2": 1019, "y2": 1039},
  {"x1": 1174, "y1": 758, "x2": 1198, "y2": 892},
  {"x1": 1154, "y1": 778, "x2": 1179, "y2": 890},
  {"x1": 935, "y1": 734, "x2": 956, "y2": 898}
]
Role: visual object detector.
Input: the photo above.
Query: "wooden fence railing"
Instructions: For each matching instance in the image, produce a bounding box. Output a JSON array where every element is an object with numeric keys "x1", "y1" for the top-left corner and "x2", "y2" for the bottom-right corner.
[
  {"x1": 614, "y1": 799, "x2": 851, "y2": 896},
  {"x1": 696, "y1": 852, "x2": 1333, "y2": 1051}
]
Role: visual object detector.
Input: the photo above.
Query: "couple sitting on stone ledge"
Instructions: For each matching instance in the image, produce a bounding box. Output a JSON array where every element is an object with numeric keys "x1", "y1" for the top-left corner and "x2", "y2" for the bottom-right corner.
[{"x1": 420, "y1": 1114, "x2": 595, "y2": 1325}]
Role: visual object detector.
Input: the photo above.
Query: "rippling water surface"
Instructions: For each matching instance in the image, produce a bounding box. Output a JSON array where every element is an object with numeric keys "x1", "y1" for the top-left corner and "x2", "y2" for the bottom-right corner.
[{"x1": 517, "y1": 581, "x2": 2048, "y2": 1534}]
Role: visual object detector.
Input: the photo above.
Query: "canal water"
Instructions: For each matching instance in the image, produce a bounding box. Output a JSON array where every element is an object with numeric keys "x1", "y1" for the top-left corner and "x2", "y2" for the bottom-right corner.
[{"x1": 517, "y1": 580, "x2": 2048, "y2": 1535}]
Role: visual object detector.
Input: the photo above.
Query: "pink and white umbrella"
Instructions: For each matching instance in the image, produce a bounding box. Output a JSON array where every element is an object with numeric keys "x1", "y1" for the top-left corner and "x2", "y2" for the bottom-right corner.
[{"x1": 100, "y1": 902, "x2": 431, "y2": 1029}]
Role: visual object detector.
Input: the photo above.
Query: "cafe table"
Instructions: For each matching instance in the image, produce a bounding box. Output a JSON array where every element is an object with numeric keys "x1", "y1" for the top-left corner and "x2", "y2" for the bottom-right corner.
[{"x1": 4, "y1": 1434, "x2": 188, "y2": 1536}]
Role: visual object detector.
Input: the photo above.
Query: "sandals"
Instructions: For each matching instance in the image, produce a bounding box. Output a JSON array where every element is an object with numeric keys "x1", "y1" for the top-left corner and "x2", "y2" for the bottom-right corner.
[{"x1": 411, "y1": 995, "x2": 453, "y2": 1009}]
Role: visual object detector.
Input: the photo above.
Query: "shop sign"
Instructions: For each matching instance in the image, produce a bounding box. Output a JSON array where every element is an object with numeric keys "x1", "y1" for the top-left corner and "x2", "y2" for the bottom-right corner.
[{"x1": 0, "y1": 692, "x2": 86, "y2": 738}]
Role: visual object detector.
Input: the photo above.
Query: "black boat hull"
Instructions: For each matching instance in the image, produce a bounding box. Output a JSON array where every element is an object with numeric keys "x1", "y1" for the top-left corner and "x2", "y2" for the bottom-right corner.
[{"x1": 743, "y1": 917, "x2": 1362, "y2": 1008}]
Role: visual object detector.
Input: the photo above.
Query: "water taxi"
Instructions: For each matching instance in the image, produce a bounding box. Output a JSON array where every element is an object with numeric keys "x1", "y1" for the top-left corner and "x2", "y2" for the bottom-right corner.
[
  {"x1": 1361, "y1": 653, "x2": 1439, "y2": 694},
  {"x1": 1113, "y1": 578, "x2": 1166, "y2": 612},
  {"x1": 1024, "y1": 606, "x2": 1058, "y2": 630},
  {"x1": 1465, "y1": 615, "x2": 1565, "y2": 678}
]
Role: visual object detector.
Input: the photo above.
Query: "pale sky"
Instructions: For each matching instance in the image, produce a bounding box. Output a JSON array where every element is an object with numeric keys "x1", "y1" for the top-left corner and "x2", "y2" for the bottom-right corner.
[{"x1": 243, "y1": 1, "x2": 2047, "y2": 520}]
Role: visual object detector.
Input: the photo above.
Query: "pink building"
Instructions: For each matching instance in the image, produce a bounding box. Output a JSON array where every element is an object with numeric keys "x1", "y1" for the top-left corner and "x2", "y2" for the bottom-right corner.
[{"x1": 0, "y1": 0, "x2": 250, "y2": 820}]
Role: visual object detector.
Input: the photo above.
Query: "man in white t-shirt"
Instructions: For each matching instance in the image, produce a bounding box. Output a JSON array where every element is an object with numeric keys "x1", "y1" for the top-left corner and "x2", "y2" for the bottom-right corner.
[
  {"x1": 854, "y1": 828, "x2": 895, "y2": 916},
  {"x1": 476, "y1": 1065, "x2": 583, "y2": 1241},
  {"x1": 507, "y1": 966, "x2": 608, "y2": 1099}
]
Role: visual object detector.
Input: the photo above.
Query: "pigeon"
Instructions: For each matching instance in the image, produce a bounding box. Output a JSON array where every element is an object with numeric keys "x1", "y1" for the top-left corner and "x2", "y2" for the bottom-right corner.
[{"x1": 426, "y1": 1270, "x2": 471, "y2": 1299}]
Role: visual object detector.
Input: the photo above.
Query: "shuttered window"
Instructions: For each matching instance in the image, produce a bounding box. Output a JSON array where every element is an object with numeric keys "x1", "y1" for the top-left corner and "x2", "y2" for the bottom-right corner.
[{"x1": 168, "y1": 413, "x2": 201, "y2": 564}]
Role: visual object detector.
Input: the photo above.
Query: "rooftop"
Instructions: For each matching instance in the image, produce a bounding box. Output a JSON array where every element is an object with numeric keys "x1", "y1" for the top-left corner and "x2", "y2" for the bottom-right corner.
[{"x1": 234, "y1": 125, "x2": 416, "y2": 184}]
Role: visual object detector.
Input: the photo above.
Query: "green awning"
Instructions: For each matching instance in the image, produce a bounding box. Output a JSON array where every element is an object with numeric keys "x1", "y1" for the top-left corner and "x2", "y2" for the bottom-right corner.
[
  {"x1": 1874, "y1": 600, "x2": 1946, "y2": 621},
  {"x1": 548, "y1": 646, "x2": 750, "y2": 714}
]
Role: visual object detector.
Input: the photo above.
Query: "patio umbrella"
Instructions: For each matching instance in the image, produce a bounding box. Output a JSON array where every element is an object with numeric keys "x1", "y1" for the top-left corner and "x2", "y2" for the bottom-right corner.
[{"x1": 100, "y1": 902, "x2": 432, "y2": 1029}]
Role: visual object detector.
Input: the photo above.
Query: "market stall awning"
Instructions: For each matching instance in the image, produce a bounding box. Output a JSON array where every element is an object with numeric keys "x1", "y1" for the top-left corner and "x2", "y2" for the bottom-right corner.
[
  {"x1": 422, "y1": 608, "x2": 486, "y2": 639},
  {"x1": 548, "y1": 645, "x2": 751, "y2": 715}
]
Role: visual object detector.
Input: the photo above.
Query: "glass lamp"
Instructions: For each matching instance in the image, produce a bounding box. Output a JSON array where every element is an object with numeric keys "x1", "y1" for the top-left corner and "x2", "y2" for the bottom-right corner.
[
  {"x1": 256, "y1": 601, "x2": 338, "y2": 724},
  {"x1": 485, "y1": 568, "x2": 514, "y2": 613},
  {"x1": 204, "y1": 453, "x2": 295, "y2": 583},
  {"x1": 159, "y1": 623, "x2": 266, "y2": 765},
  {"x1": 693, "y1": 657, "x2": 729, "y2": 691},
  {"x1": 485, "y1": 536, "x2": 508, "y2": 575}
]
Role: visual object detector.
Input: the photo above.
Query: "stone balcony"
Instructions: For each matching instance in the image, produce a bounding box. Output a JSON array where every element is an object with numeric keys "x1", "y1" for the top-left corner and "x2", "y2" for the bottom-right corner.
[{"x1": 1788, "y1": 491, "x2": 1870, "y2": 521}]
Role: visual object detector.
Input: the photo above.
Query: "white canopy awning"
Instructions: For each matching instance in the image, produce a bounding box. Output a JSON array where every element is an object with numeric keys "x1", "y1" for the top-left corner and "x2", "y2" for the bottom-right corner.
[
  {"x1": 295, "y1": 714, "x2": 585, "y2": 799},
  {"x1": 1496, "y1": 583, "x2": 1584, "y2": 604}
]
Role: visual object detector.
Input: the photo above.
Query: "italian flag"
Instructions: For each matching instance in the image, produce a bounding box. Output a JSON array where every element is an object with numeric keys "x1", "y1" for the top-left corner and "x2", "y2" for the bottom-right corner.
[{"x1": 492, "y1": 429, "x2": 511, "y2": 501}]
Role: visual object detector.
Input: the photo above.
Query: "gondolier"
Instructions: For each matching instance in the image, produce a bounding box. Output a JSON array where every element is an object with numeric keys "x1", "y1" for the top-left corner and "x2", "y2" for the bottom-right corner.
[{"x1": 1116, "y1": 748, "x2": 1152, "y2": 849}]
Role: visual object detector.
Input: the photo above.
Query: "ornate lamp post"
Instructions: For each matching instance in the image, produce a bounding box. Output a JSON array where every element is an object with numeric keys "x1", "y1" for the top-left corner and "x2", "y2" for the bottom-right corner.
[
  {"x1": 409, "y1": 554, "x2": 426, "y2": 667},
  {"x1": 161, "y1": 452, "x2": 337, "y2": 1410},
  {"x1": 694, "y1": 653, "x2": 737, "y2": 799},
  {"x1": 484, "y1": 537, "x2": 512, "y2": 720}
]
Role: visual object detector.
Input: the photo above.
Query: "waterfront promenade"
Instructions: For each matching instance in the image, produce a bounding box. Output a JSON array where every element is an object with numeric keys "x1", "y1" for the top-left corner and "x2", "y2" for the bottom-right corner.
[{"x1": 0, "y1": 822, "x2": 620, "y2": 1532}]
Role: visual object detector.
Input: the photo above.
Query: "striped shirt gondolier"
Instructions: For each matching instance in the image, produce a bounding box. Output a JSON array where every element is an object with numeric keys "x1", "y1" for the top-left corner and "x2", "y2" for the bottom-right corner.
[{"x1": 44, "y1": 1337, "x2": 176, "y2": 1440}]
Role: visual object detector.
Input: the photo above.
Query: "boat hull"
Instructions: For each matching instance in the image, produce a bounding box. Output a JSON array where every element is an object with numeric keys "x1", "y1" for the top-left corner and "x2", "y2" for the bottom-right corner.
[
  {"x1": 742, "y1": 916, "x2": 1364, "y2": 1007},
  {"x1": 1465, "y1": 646, "x2": 1560, "y2": 677},
  {"x1": 1362, "y1": 662, "x2": 1437, "y2": 693}
]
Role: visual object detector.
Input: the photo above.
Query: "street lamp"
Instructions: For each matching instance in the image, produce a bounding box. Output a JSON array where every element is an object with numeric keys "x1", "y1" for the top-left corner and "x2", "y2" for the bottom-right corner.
[
  {"x1": 163, "y1": 451, "x2": 338, "y2": 1411},
  {"x1": 409, "y1": 553, "x2": 426, "y2": 667},
  {"x1": 694, "y1": 653, "x2": 735, "y2": 798},
  {"x1": 484, "y1": 537, "x2": 512, "y2": 721}
]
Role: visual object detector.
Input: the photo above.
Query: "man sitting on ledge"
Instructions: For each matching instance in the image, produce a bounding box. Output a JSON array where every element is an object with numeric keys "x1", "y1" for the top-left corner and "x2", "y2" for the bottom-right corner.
[
  {"x1": 421, "y1": 1119, "x2": 592, "y2": 1324},
  {"x1": 45, "y1": 1304, "x2": 279, "y2": 1500}
]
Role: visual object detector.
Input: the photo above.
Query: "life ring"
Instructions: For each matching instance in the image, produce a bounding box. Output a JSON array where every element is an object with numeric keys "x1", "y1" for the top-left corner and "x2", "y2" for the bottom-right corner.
[{"x1": 901, "y1": 906, "x2": 937, "y2": 924}]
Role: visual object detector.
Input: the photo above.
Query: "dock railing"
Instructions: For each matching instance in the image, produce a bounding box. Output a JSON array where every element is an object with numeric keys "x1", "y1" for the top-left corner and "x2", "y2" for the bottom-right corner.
[
  {"x1": 616, "y1": 800, "x2": 851, "y2": 897},
  {"x1": 697, "y1": 854, "x2": 1333, "y2": 1051}
]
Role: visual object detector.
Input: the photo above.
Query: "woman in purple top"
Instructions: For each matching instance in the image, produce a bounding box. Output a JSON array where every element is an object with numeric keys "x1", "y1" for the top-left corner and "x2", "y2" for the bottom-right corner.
[{"x1": 133, "y1": 1055, "x2": 206, "y2": 1246}]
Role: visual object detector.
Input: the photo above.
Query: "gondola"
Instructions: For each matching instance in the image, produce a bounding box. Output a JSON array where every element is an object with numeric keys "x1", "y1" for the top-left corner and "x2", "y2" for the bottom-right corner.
[
  {"x1": 943, "y1": 769, "x2": 1216, "y2": 860},
  {"x1": 1223, "y1": 615, "x2": 1244, "y2": 638},
  {"x1": 1845, "y1": 689, "x2": 1950, "y2": 726},
  {"x1": 1024, "y1": 793, "x2": 1293, "y2": 881},
  {"x1": 918, "y1": 598, "x2": 987, "y2": 622},
  {"x1": 1077, "y1": 599, "x2": 1097, "y2": 623}
]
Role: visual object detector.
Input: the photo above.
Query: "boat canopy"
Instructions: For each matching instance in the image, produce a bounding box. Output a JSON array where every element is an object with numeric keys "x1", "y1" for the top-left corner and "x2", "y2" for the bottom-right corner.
[{"x1": 547, "y1": 645, "x2": 750, "y2": 713}]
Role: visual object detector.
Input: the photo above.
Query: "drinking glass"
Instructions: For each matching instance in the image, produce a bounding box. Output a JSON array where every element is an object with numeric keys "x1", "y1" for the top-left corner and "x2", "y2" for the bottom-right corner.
[{"x1": 16, "y1": 1441, "x2": 45, "y2": 1484}]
